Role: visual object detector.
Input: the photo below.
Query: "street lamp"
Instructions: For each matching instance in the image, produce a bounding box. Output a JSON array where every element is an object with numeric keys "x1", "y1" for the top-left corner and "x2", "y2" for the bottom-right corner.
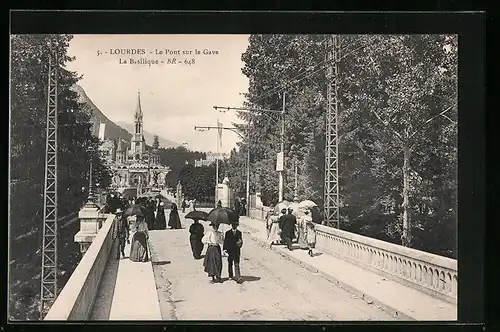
[
  {"x1": 194, "y1": 124, "x2": 249, "y2": 214},
  {"x1": 214, "y1": 101, "x2": 286, "y2": 202}
]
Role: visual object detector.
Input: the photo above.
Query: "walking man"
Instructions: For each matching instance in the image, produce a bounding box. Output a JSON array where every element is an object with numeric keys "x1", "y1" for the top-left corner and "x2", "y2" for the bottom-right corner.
[
  {"x1": 223, "y1": 220, "x2": 243, "y2": 283},
  {"x1": 113, "y1": 208, "x2": 129, "y2": 260},
  {"x1": 279, "y1": 208, "x2": 296, "y2": 251}
]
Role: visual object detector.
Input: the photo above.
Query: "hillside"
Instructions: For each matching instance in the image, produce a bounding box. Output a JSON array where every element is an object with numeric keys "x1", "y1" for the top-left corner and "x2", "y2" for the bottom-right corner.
[
  {"x1": 116, "y1": 121, "x2": 180, "y2": 148},
  {"x1": 71, "y1": 85, "x2": 180, "y2": 148},
  {"x1": 71, "y1": 84, "x2": 132, "y2": 143}
]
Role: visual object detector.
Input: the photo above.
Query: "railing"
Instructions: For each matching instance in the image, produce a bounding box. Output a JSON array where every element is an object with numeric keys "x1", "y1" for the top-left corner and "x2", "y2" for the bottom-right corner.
[
  {"x1": 248, "y1": 206, "x2": 273, "y2": 220},
  {"x1": 314, "y1": 224, "x2": 457, "y2": 304},
  {"x1": 44, "y1": 213, "x2": 116, "y2": 320},
  {"x1": 248, "y1": 207, "x2": 457, "y2": 304}
]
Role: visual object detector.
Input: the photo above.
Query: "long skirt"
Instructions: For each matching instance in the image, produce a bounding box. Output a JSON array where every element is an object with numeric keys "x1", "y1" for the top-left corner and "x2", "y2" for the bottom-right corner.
[
  {"x1": 190, "y1": 235, "x2": 204, "y2": 259},
  {"x1": 297, "y1": 226, "x2": 308, "y2": 249},
  {"x1": 155, "y1": 213, "x2": 167, "y2": 230},
  {"x1": 267, "y1": 223, "x2": 281, "y2": 245},
  {"x1": 130, "y1": 232, "x2": 149, "y2": 262},
  {"x1": 203, "y1": 245, "x2": 222, "y2": 278},
  {"x1": 168, "y1": 212, "x2": 182, "y2": 229}
]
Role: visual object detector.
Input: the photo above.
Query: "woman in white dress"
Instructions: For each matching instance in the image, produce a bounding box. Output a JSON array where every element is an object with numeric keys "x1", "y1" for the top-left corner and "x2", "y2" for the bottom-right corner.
[
  {"x1": 303, "y1": 209, "x2": 317, "y2": 257},
  {"x1": 202, "y1": 222, "x2": 224, "y2": 283},
  {"x1": 266, "y1": 212, "x2": 282, "y2": 249}
]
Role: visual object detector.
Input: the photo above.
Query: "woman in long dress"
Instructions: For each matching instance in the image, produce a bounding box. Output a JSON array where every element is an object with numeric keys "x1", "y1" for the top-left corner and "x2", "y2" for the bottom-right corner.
[
  {"x1": 129, "y1": 215, "x2": 149, "y2": 262},
  {"x1": 202, "y1": 222, "x2": 224, "y2": 283},
  {"x1": 155, "y1": 201, "x2": 167, "y2": 230},
  {"x1": 303, "y1": 209, "x2": 317, "y2": 257},
  {"x1": 266, "y1": 212, "x2": 281, "y2": 249},
  {"x1": 297, "y1": 209, "x2": 309, "y2": 249},
  {"x1": 189, "y1": 218, "x2": 205, "y2": 259},
  {"x1": 168, "y1": 203, "x2": 182, "y2": 229}
]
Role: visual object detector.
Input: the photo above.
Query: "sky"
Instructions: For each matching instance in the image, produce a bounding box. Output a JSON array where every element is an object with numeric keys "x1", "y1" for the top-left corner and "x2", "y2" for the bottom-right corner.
[{"x1": 66, "y1": 34, "x2": 250, "y2": 154}]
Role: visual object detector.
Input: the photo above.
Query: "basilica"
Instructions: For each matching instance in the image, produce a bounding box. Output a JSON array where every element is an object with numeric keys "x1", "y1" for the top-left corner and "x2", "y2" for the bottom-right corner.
[{"x1": 99, "y1": 91, "x2": 170, "y2": 196}]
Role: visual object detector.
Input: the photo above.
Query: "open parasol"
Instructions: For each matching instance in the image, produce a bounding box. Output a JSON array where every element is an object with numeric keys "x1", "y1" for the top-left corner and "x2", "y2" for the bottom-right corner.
[
  {"x1": 207, "y1": 207, "x2": 239, "y2": 227},
  {"x1": 123, "y1": 204, "x2": 148, "y2": 217},
  {"x1": 299, "y1": 200, "x2": 317, "y2": 209},
  {"x1": 185, "y1": 210, "x2": 209, "y2": 221}
]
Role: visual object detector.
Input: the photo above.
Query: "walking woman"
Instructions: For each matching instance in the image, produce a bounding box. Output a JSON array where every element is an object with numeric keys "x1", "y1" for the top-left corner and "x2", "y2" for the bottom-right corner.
[
  {"x1": 202, "y1": 222, "x2": 224, "y2": 283},
  {"x1": 168, "y1": 203, "x2": 182, "y2": 229},
  {"x1": 296, "y1": 209, "x2": 308, "y2": 250},
  {"x1": 129, "y1": 215, "x2": 149, "y2": 262},
  {"x1": 155, "y1": 201, "x2": 167, "y2": 230},
  {"x1": 266, "y1": 211, "x2": 281, "y2": 249},
  {"x1": 303, "y1": 209, "x2": 317, "y2": 257},
  {"x1": 189, "y1": 218, "x2": 205, "y2": 259}
]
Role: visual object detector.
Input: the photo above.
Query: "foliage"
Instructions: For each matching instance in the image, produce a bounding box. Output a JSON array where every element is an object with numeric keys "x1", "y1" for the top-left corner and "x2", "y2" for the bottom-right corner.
[
  {"x1": 152, "y1": 134, "x2": 160, "y2": 149},
  {"x1": 9, "y1": 34, "x2": 111, "y2": 320},
  {"x1": 177, "y1": 164, "x2": 217, "y2": 200},
  {"x1": 157, "y1": 146, "x2": 205, "y2": 189},
  {"x1": 226, "y1": 34, "x2": 457, "y2": 258}
]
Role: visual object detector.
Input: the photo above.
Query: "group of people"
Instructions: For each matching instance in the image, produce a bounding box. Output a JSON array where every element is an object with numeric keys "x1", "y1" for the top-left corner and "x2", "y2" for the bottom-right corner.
[
  {"x1": 266, "y1": 206, "x2": 317, "y2": 257},
  {"x1": 187, "y1": 216, "x2": 244, "y2": 284},
  {"x1": 112, "y1": 208, "x2": 150, "y2": 262}
]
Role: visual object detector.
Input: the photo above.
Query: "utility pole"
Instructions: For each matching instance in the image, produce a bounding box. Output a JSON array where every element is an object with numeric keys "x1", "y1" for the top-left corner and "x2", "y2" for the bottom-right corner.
[
  {"x1": 40, "y1": 37, "x2": 59, "y2": 319},
  {"x1": 245, "y1": 121, "x2": 251, "y2": 215},
  {"x1": 294, "y1": 159, "x2": 298, "y2": 200},
  {"x1": 194, "y1": 124, "x2": 248, "y2": 212},
  {"x1": 213, "y1": 105, "x2": 285, "y2": 204},
  {"x1": 215, "y1": 119, "x2": 221, "y2": 206},
  {"x1": 324, "y1": 35, "x2": 341, "y2": 229},
  {"x1": 279, "y1": 92, "x2": 285, "y2": 202}
]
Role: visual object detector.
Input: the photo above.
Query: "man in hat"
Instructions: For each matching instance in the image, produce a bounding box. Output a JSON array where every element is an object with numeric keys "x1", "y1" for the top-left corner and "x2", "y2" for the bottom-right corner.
[
  {"x1": 223, "y1": 219, "x2": 243, "y2": 283},
  {"x1": 113, "y1": 208, "x2": 129, "y2": 260},
  {"x1": 279, "y1": 208, "x2": 296, "y2": 251}
]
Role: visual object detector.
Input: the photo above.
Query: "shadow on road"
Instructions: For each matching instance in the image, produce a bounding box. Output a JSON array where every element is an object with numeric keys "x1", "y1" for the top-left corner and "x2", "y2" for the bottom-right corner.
[
  {"x1": 152, "y1": 260, "x2": 171, "y2": 266},
  {"x1": 239, "y1": 276, "x2": 261, "y2": 283},
  {"x1": 312, "y1": 252, "x2": 323, "y2": 257}
]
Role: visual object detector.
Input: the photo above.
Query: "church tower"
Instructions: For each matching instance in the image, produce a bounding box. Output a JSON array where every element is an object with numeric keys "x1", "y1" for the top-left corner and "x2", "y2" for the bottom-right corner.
[
  {"x1": 116, "y1": 137, "x2": 125, "y2": 164},
  {"x1": 131, "y1": 91, "x2": 146, "y2": 161}
]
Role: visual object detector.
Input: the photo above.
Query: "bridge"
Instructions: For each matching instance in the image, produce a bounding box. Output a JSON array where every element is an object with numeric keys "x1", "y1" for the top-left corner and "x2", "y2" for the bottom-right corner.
[{"x1": 44, "y1": 193, "x2": 457, "y2": 321}]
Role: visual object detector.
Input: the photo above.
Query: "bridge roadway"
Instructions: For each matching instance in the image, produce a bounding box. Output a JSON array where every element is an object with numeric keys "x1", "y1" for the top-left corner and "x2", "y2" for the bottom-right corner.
[{"x1": 89, "y1": 208, "x2": 397, "y2": 321}]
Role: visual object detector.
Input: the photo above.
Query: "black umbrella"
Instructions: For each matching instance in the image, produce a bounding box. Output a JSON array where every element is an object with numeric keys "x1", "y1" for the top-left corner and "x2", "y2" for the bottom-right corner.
[
  {"x1": 123, "y1": 204, "x2": 148, "y2": 218},
  {"x1": 185, "y1": 210, "x2": 209, "y2": 221},
  {"x1": 207, "y1": 207, "x2": 239, "y2": 227}
]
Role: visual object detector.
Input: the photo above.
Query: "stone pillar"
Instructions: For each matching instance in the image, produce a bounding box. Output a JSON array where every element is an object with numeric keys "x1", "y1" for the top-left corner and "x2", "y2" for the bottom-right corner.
[
  {"x1": 255, "y1": 192, "x2": 264, "y2": 208},
  {"x1": 74, "y1": 190, "x2": 108, "y2": 256}
]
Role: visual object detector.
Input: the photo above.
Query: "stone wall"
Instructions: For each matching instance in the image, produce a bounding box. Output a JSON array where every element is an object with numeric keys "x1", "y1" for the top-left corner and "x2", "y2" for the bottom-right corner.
[
  {"x1": 44, "y1": 213, "x2": 116, "y2": 320},
  {"x1": 248, "y1": 207, "x2": 457, "y2": 304}
]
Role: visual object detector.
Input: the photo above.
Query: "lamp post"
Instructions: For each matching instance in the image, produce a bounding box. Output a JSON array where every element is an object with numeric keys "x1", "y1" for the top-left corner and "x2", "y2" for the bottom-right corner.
[
  {"x1": 214, "y1": 103, "x2": 285, "y2": 203},
  {"x1": 194, "y1": 124, "x2": 249, "y2": 214}
]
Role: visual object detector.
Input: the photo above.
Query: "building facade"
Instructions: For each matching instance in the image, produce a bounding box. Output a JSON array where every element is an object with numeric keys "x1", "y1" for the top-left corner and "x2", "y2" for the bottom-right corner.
[
  {"x1": 102, "y1": 91, "x2": 170, "y2": 195},
  {"x1": 194, "y1": 151, "x2": 229, "y2": 167}
]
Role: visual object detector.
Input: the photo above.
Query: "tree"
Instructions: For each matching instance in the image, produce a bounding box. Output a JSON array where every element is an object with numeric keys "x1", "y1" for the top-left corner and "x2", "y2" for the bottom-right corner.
[
  {"x1": 9, "y1": 34, "x2": 112, "y2": 320},
  {"x1": 152, "y1": 134, "x2": 160, "y2": 149},
  {"x1": 231, "y1": 34, "x2": 457, "y2": 257}
]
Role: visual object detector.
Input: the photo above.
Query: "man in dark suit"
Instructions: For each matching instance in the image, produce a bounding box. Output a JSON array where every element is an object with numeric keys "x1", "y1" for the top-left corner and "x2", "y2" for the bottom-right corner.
[
  {"x1": 223, "y1": 220, "x2": 243, "y2": 283},
  {"x1": 279, "y1": 208, "x2": 297, "y2": 251},
  {"x1": 113, "y1": 208, "x2": 129, "y2": 259}
]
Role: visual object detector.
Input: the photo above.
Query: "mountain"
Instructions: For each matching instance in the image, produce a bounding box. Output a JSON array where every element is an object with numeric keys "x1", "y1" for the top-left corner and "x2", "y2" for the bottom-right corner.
[
  {"x1": 71, "y1": 85, "x2": 180, "y2": 149},
  {"x1": 116, "y1": 121, "x2": 180, "y2": 149},
  {"x1": 71, "y1": 84, "x2": 132, "y2": 143}
]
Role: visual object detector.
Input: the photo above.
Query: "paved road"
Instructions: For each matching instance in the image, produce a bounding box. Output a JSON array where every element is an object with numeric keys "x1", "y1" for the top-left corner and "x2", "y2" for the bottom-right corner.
[{"x1": 148, "y1": 212, "x2": 396, "y2": 321}]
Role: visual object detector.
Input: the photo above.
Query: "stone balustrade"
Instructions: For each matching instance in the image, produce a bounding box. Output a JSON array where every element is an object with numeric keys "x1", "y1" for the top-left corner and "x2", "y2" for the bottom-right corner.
[
  {"x1": 44, "y1": 213, "x2": 116, "y2": 320},
  {"x1": 314, "y1": 224, "x2": 457, "y2": 304},
  {"x1": 248, "y1": 206, "x2": 273, "y2": 220},
  {"x1": 248, "y1": 206, "x2": 457, "y2": 304}
]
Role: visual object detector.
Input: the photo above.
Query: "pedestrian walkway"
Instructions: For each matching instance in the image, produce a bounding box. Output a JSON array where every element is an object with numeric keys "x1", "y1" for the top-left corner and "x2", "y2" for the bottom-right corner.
[
  {"x1": 237, "y1": 216, "x2": 457, "y2": 321},
  {"x1": 90, "y1": 235, "x2": 162, "y2": 320}
]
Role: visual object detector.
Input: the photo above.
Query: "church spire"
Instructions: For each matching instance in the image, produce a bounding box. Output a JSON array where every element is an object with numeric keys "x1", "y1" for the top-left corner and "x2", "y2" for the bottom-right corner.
[{"x1": 135, "y1": 90, "x2": 142, "y2": 117}]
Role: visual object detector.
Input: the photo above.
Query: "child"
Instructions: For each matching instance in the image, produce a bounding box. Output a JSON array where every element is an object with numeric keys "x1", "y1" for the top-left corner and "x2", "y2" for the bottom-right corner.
[{"x1": 304, "y1": 209, "x2": 317, "y2": 257}]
